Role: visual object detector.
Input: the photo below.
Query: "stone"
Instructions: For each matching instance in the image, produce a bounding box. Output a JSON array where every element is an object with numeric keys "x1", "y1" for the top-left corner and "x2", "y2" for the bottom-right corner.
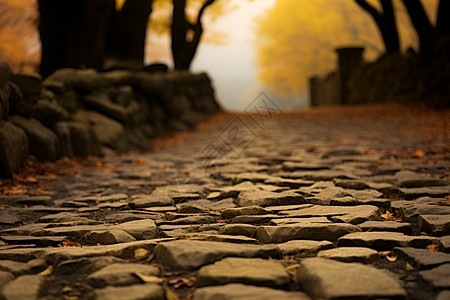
[
  {"x1": 10, "y1": 73, "x2": 42, "y2": 96},
  {"x1": 264, "y1": 177, "x2": 314, "y2": 188},
  {"x1": 221, "y1": 206, "x2": 272, "y2": 219},
  {"x1": 440, "y1": 236, "x2": 450, "y2": 253},
  {"x1": 2, "y1": 274, "x2": 48, "y2": 300},
  {"x1": 0, "y1": 236, "x2": 65, "y2": 247},
  {"x1": 67, "y1": 121, "x2": 102, "y2": 157},
  {"x1": 130, "y1": 195, "x2": 173, "y2": 208},
  {"x1": 419, "y1": 215, "x2": 450, "y2": 236},
  {"x1": 163, "y1": 215, "x2": 216, "y2": 225},
  {"x1": 0, "y1": 60, "x2": 12, "y2": 85},
  {"x1": 334, "y1": 178, "x2": 394, "y2": 192},
  {"x1": 0, "y1": 121, "x2": 28, "y2": 176},
  {"x1": 183, "y1": 233, "x2": 258, "y2": 244},
  {"x1": 317, "y1": 247, "x2": 378, "y2": 263},
  {"x1": 236, "y1": 190, "x2": 305, "y2": 207},
  {"x1": 0, "y1": 271, "x2": 14, "y2": 291},
  {"x1": 399, "y1": 186, "x2": 450, "y2": 200},
  {"x1": 231, "y1": 214, "x2": 278, "y2": 225},
  {"x1": 28, "y1": 99, "x2": 69, "y2": 126},
  {"x1": 219, "y1": 224, "x2": 259, "y2": 237},
  {"x1": 154, "y1": 240, "x2": 281, "y2": 270},
  {"x1": 192, "y1": 283, "x2": 311, "y2": 300},
  {"x1": 116, "y1": 219, "x2": 159, "y2": 240},
  {"x1": 437, "y1": 290, "x2": 450, "y2": 300},
  {"x1": 87, "y1": 263, "x2": 160, "y2": 288},
  {"x1": 280, "y1": 170, "x2": 356, "y2": 181},
  {"x1": 296, "y1": 258, "x2": 407, "y2": 300},
  {"x1": 394, "y1": 247, "x2": 450, "y2": 269},
  {"x1": 358, "y1": 220, "x2": 412, "y2": 234},
  {"x1": 213, "y1": 181, "x2": 258, "y2": 198},
  {"x1": 84, "y1": 229, "x2": 137, "y2": 245},
  {"x1": 0, "y1": 258, "x2": 47, "y2": 275},
  {"x1": 54, "y1": 256, "x2": 124, "y2": 275},
  {"x1": 277, "y1": 240, "x2": 334, "y2": 255},
  {"x1": 9, "y1": 115, "x2": 59, "y2": 161},
  {"x1": 231, "y1": 172, "x2": 274, "y2": 184},
  {"x1": 74, "y1": 110, "x2": 128, "y2": 152},
  {"x1": 280, "y1": 205, "x2": 380, "y2": 225},
  {"x1": 392, "y1": 200, "x2": 450, "y2": 222},
  {"x1": 337, "y1": 232, "x2": 439, "y2": 250},
  {"x1": 81, "y1": 94, "x2": 129, "y2": 124},
  {"x1": 270, "y1": 217, "x2": 332, "y2": 225},
  {"x1": 87, "y1": 284, "x2": 165, "y2": 300},
  {"x1": 32, "y1": 224, "x2": 111, "y2": 239},
  {"x1": 45, "y1": 68, "x2": 107, "y2": 91},
  {"x1": 419, "y1": 264, "x2": 450, "y2": 288},
  {"x1": 256, "y1": 223, "x2": 361, "y2": 243},
  {"x1": 196, "y1": 257, "x2": 290, "y2": 289}
]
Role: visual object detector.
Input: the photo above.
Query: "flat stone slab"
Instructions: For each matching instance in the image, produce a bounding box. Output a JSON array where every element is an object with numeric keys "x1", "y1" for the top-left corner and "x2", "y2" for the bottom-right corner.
[
  {"x1": 221, "y1": 206, "x2": 272, "y2": 219},
  {"x1": 154, "y1": 240, "x2": 281, "y2": 270},
  {"x1": 296, "y1": 258, "x2": 407, "y2": 300},
  {"x1": 394, "y1": 247, "x2": 450, "y2": 269},
  {"x1": 277, "y1": 240, "x2": 334, "y2": 255},
  {"x1": 2, "y1": 274, "x2": 48, "y2": 300},
  {"x1": 196, "y1": 257, "x2": 291, "y2": 288},
  {"x1": 337, "y1": 232, "x2": 439, "y2": 250},
  {"x1": 236, "y1": 190, "x2": 305, "y2": 207},
  {"x1": 440, "y1": 235, "x2": 450, "y2": 253},
  {"x1": 0, "y1": 258, "x2": 47, "y2": 275},
  {"x1": 87, "y1": 263, "x2": 160, "y2": 288},
  {"x1": 317, "y1": 247, "x2": 379, "y2": 263},
  {"x1": 418, "y1": 215, "x2": 450, "y2": 236},
  {"x1": 87, "y1": 283, "x2": 165, "y2": 300},
  {"x1": 357, "y1": 220, "x2": 412, "y2": 234},
  {"x1": 256, "y1": 223, "x2": 361, "y2": 243},
  {"x1": 419, "y1": 263, "x2": 450, "y2": 288},
  {"x1": 192, "y1": 283, "x2": 311, "y2": 300},
  {"x1": 280, "y1": 205, "x2": 380, "y2": 225}
]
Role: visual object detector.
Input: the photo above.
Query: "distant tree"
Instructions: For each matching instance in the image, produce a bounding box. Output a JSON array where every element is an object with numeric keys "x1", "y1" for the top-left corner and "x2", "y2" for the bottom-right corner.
[
  {"x1": 354, "y1": 0, "x2": 400, "y2": 54},
  {"x1": 401, "y1": 0, "x2": 433, "y2": 51},
  {"x1": 436, "y1": 0, "x2": 450, "y2": 35},
  {"x1": 171, "y1": 0, "x2": 216, "y2": 70}
]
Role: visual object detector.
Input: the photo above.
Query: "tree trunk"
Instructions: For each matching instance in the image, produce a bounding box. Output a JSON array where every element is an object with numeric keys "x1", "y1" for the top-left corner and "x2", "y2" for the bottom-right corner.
[
  {"x1": 171, "y1": 0, "x2": 215, "y2": 70},
  {"x1": 354, "y1": 0, "x2": 399, "y2": 54},
  {"x1": 38, "y1": 0, "x2": 115, "y2": 77},
  {"x1": 402, "y1": 0, "x2": 433, "y2": 50},
  {"x1": 106, "y1": 0, "x2": 153, "y2": 69},
  {"x1": 437, "y1": 0, "x2": 450, "y2": 36}
]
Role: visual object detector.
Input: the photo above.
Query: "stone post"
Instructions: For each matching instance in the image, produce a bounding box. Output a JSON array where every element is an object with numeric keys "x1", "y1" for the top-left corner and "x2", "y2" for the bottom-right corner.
[{"x1": 336, "y1": 47, "x2": 364, "y2": 104}]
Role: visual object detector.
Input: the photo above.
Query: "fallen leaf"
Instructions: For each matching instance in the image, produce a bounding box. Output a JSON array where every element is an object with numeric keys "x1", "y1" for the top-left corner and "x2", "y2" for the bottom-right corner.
[
  {"x1": 96, "y1": 162, "x2": 103, "y2": 167},
  {"x1": 405, "y1": 263, "x2": 415, "y2": 271},
  {"x1": 39, "y1": 265, "x2": 53, "y2": 276},
  {"x1": 386, "y1": 254, "x2": 398, "y2": 262},
  {"x1": 378, "y1": 251, "x2": 392, "y2": 257},
  {"x1": 136, "y1": 159, "x2": 145, "y2": 165},
  {"x1": 286, "y1": 264, "x2": 300, "y2": 272},
  {"x1": 380, "y1": 211, "x2": 393, "y2": 220},
  {"x1": 134, "y1": 273, "x2": 164, "y2": 284},
  {"x1": 415, "y1": 149, "x2": 426, "y2": 157},
  {"x1": 168, "y1": 277, "x2": 195, "y2": 289},
  {"x1": 426, "y1": 244, "x2": 439, "y2": 252},
  {"x1": 134, "y1": 248, "x2": 149, "y2": 260}
]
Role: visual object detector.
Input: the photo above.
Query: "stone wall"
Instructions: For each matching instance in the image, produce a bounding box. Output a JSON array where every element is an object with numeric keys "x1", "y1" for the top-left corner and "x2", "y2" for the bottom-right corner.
[
  {"x1": 0, "y1": 60, "x2": 221, "y2": 177},
  {"x1": 309, "y1": 34, "x2": 450, "y2": 108}
]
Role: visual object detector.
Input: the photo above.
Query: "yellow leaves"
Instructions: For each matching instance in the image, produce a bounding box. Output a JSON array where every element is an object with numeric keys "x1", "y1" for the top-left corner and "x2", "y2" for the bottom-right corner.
[
  {"x1": 134, "y1": 248, "x2": 150, "y2": 260},
  {"x1": 426, "y1": 244, "x2": 440, "y2": 252},
  {"x1": 39, "y1": 265, "x2": 53, "y2": 276},
  {"x1": 405, "y1": 263, "x2": 415, "y2": 271},
  {"x1": 378, "y1": 251, "x2": 397, "y2": 262}
]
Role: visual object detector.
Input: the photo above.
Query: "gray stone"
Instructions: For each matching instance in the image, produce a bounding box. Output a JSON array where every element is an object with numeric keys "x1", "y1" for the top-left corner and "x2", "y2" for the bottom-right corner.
[
  {"x1": 277, "y1": 240, "x2": 334, "y2": 255},
  {"x1": 237, "y1": 190, "x2": 304, "y2": 207},
  {"x1": 0, "y1": 271, "x2": 14, "y2": 291},
  {"x1": 84, "y1": 229, "x2": 137, "y2": 245},
  {"x1": 81, "y1": 94, "x2": 129, "y2": 124},
  {"x1": 440, "y1": 236, "x2": 450, "y2": 253},
  {"x1": 45, "y1": 68, "x2": 107, "y2": 91},
  {"x1": 334, "y1": 178, "x2": 395, "y2": 192},
  {"x1": 219, "y1": 224, "x2": 259, "y2": 237},
  {"x1": 399, "y1": 186, "x2": 450, "y2": 199},
  {"x1": 264, "y1": 177, "x2": 314, "y2": 188},
  {"x1": 87, "y1": 284, "x2": 165, "y2": 300},
  {"x1": 213, "y1": 181, "x2": 258, "y2": 198},
  {"x1": 392, "y1": 200, "x2": 450, "y2": 222},
  {"x1": 2, "y1": 274, "x2": 48, "y2": 300},
  {"x1": 280, "y1": 205, "x2": 380, "y2": 225},
  {"x1": 116, "y1": 219, "x2": 159, "y2": 240},
  {"x1": 317, "y1": 247, "x2": 378, "y2": 263},
  {"x1": 0, "y1": 121, "x2": 28, "y2": 176},
  {"x1": 256, "y1": 223, "x2": 361, "y2": 243},
  {"x1": 196, "y1": 257, "x2": 290, "y2": 288},
  {"x1": 87, "y1": 263, "x2": 160, "y2": 288},
  {"x1": 296, "y1": 258, "x2": 407, "y2": 300},
  {"x1": 419, "y1": 264, "x2": 450, "y2": 288},
  {"x1": 394, "y1": 247, "x2": 450, "y2": 269},
  {"x1": 265, "y1": 204, "x2": 313, "y2": 213},
  {"x1": 270, "y1": 216, "x2": 332, "y2": 226},
  {"x1": 154, "y1": 240, "x2": 281, "y2": 270},
  {"x1": 358, "y1": 220, "x2": 412, "y2": 234},
  {"x1": 130, "y1": 195, "x2": 173, "y2": 208},
  {"x1": 337, "y1": 232, "x2": 439, "y2": 250},
  {"x1": 9, "y1": 115, "x2": 59, "y2": 161},
  {"x1": 221, "y1": 206, "x2": 272, "y2": 219},
  {"x1": 67, "y1": 121, "x2": 101, "y2": 157},
  {"x1": 231, "y1": 172, "x2": 274, "y2": 184},
  {"x1": 0, "y1": 258, "x2": 47, "y2": 275},
  {"x1": 29, "y1": 99, "x2": 69, "y2": 126},
  {"x1": 32, "y1": 224, "x2": 110, "y2": 239},
  {"x1": 182, "y1": 233, "x2": 258, "y2": 244},
  {"x1": 419, "y1": 215, "x2": 450, "y2": 236},
  {"x1": 54, "y1": 256, "x2": 124, "y2": 275},
  {"x1": 163, "y1": 215, "x2": 216, "y2": 225},
  {"x1": 231, "y1": 214, "x2": 278, "y2": 225},
  {"x1": 192, "y1": 283, "x2": 311, "y2": 300},
  {"x1": 280, "y1": 170, "x2": 356, "y2": 181},
  {"x1": 10, "y1": 73, "x2": 42, "y2": 95}
]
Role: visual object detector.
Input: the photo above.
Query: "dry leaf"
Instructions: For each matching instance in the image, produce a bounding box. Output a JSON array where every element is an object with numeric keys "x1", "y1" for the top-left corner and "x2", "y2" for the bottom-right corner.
[
  {"x1": 286, "y1": 264, "x2": 300, "y2": 272},
  {"x1": 386, "y1": 254, "x2": 398, "y2": 262},
  {"x1": 134, "y1": 273, "x2": 164, "y2": 284},
  {"x1": 426, "y1": 244, "x2": 439, "y2": 252},
  {"x1": 134, "y1": 248, "x2": 149, "y2": 260},
  {"x1": 405, "y1": 263, "x2": 415, "y2": 271},
  {"x1": 168, "y1": 277, "x2": 195, "y2": 289},
  {"x1": 378, "y1": 251, "x2": 392, "y2": 257},
  {"x1": 136, "y1": 159, "x2": 145, "y2": 165},
  {"x1": 415, "y1": 149, "x2": 426, "y2": 157},
  {"x1": 39, "y1": 265, "x2": 53, "y2": 276},
  {"x1": 380, "y1": 211, "x2": 393, "y2": 220}
]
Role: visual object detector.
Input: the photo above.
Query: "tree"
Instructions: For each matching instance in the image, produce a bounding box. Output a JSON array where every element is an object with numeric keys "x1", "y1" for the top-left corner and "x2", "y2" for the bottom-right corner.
[
  {"x1": 171, "y1": 0, "x2": 216, "y2": 70},
  {"x1": 401, "y1": 0, "x2": 433, "y2": 51},
  {"x1": 436, "y1": 0, "x2": 450, "y2": 35},
  {"x1": 354, "y1": 0, "x2": 400, "y2": 54}
]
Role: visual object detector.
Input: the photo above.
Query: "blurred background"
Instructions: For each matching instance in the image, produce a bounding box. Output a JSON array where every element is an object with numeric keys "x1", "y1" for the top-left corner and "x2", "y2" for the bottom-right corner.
[{"x1": 0, "y1": 0, "x2": 441, "y2": 110}]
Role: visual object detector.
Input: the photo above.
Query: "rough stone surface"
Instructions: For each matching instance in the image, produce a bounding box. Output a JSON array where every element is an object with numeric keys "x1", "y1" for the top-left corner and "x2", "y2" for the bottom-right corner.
[
  {"x1": 296, "y1": 258, "x2": 407, "y2": 299},
  {"x1": 2, "y1": 274, "x2": 48, "y2": 300},
  {"x1": 0, "y1": 121, "x2": 28, "y2": 176},
  {"x1": 87, "y1": 263, "x2": 160, "y2": 288},
  {"x1": 87, "y1": 284, "x2": 165, "y2": 300},
  {"x1": 419, "y1": 264, "x2": 450, "y2": 288},
  {"x1": 196, "y1": 257, "x2": 291, "y2": 288},
  {"x1": 418, "y1": 215, "x2": 450, "y2": 236},
  {"x1": 317, "y1": 247, "x2": 379, "y2": 263},
  {"x1": 192, "y1": 283, "x2": 311, "y2": 300},
  {"x1": 277, "y1": 240, "x2": 334, "y2": 255},
  {"x1": 394, "y1": 247, "x2": 450, "y2": 270}
]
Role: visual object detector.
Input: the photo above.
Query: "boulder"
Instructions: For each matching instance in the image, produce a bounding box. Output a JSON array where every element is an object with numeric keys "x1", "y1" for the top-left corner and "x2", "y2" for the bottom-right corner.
[
  {"x1": 0, "y1": 60, "x2": 12, "y2": 86},
  {"x1": 81, "y1": 94, "x2": 129, "y2": 124},
  {"x1": 45, "y1": 68, "x2": 107, "y2": 91},
  {"x1": 10, "y1": 74, "x2": 42, "y2": 96},
  {"x1": 9, "y1": 115, "x2": 59, "y2": 161},
  {"x1": 0, "y1": 121, "x2": 29, "y2": 176}
]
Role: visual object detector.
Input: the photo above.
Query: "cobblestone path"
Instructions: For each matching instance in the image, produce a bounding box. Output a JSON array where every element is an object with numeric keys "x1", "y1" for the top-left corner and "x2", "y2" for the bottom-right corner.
[{"x1": 0, "y1": 105, "x2": 449, "y2": 300}]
